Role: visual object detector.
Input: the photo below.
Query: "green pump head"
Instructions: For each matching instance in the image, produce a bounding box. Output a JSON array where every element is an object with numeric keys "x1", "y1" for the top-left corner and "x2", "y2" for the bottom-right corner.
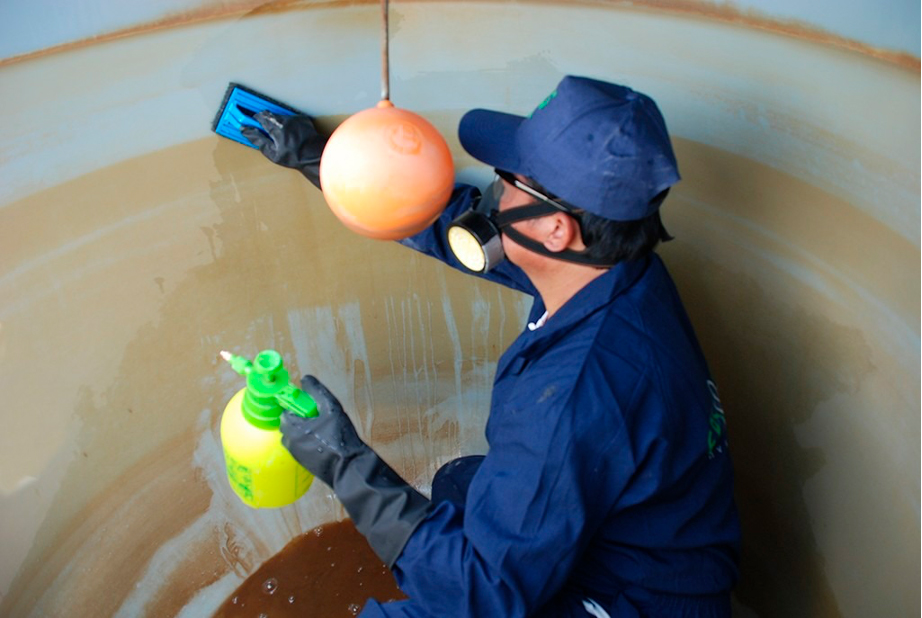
[{"x1": 220, "y1": 350, "x2": 318, "y2": 429}]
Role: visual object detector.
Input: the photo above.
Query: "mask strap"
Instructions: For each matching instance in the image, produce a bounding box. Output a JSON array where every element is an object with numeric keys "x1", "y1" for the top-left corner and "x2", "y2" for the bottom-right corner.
[
  {"x1": 499, "y1": 224, "x2": 615, "y2": 268},
  {"x1": 493, "y1": 203, "x2": 561, "y2": 226}
]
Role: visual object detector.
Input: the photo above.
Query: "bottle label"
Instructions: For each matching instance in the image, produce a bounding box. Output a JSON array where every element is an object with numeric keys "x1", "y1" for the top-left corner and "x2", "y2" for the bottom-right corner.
[{"x1": 224, "y1": 449, "x2": 255, "y2": 504}]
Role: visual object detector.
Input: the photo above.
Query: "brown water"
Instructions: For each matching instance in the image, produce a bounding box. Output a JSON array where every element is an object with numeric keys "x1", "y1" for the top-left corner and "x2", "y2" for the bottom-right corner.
[{"x1": 213, "y1": 520, "x2": 406, "y2": 618}]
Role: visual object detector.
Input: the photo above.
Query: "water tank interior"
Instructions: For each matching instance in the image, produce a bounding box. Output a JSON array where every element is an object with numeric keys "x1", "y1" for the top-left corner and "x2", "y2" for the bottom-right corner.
[{"x1": 0, "y1": 1, "x2": 918, "y2": 616}]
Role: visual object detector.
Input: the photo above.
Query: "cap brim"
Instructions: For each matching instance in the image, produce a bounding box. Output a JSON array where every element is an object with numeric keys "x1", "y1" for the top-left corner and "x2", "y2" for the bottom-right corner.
[{"x1": 458, "y1": 109, "x2": 526, "y2": 174}]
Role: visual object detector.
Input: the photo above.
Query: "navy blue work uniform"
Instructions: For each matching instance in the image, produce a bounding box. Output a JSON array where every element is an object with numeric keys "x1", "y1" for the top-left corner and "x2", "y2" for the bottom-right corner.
[{"x1": 361, "y1": 186, "x2": 740, "y2": 618}]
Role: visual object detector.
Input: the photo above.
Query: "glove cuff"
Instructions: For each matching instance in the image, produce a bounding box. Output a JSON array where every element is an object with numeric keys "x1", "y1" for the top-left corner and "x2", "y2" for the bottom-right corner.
[
  {"x1": 333, "y1": 450, "x2": 433, "y2": 567},
  {"x1": 299, "y1": 165, "x2": 322, "y2": 191}
]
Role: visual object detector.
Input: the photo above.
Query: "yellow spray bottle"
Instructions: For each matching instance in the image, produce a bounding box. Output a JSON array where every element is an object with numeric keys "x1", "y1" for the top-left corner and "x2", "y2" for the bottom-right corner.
[{"x1": 219, "y1": 349, "x2": 318, "y2": 508}]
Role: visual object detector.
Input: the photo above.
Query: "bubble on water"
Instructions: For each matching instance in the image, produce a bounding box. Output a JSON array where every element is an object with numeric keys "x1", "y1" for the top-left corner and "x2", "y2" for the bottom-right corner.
[
  {"x1": 356, "y1": 566, "x2": 363, "y2": 573},
  {"x1": 231, "y1": 596, "x2": 238, "y2": 605},
  {"x1": 288, "y1": 595, "x2": 296, "y2": 604},
  {"x1": 348, "y1": 603, "x2": 362, "y2": 615},
  {"x1": 313, "y1": 526, "x2": 324, "y2": 536},
  {"x1": 262, "y1": 577, "x2": 279, "y2": 595},
  {"x1": 330, "y1": 562, "x2": 336, "y2": 568},
  {"x1": 258, "y1": 614, "x2": 269, "y2": 618}
]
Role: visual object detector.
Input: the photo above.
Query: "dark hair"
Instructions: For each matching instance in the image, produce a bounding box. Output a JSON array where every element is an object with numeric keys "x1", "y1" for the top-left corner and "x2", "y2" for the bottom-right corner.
[
  {"x1": 529, "y1": 178, "x2": 674, "y2": 264},
  {"x1": 574, "y1": 192, "x2": 673, "y2": 264}
]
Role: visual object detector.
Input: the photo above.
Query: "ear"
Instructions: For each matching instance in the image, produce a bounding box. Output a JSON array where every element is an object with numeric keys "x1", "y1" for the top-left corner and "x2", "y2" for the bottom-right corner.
[{"x1": 542, "y1": 213, "x2": 584, "y2": 253}]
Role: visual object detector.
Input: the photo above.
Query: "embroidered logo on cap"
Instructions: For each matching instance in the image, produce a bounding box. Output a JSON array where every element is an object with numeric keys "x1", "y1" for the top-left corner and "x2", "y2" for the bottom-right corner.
[{"x1": 529, "y1": 89, "x2": 558, "y2": 118}]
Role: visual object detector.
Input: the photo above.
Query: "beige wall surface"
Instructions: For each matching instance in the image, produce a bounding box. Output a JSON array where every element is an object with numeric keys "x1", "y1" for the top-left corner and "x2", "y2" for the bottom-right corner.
[{"x1": 0, "y1": 2, "x2": 918, "y2": 617}]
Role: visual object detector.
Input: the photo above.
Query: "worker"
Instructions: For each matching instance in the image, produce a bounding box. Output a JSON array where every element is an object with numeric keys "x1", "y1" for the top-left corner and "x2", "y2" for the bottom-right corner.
[{"x1": 240, "y1": 75, "x2": 740, "y2": 617}]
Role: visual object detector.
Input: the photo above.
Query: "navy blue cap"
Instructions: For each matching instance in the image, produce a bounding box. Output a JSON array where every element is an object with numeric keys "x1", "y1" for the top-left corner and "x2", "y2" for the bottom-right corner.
[{"x1": 459, "y1": 76, "x2": 680, "y2": 221}]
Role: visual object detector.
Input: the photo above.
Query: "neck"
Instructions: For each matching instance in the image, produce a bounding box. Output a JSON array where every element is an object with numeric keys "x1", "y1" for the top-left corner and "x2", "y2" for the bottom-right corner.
[{"x1": 530, "y1": 260, "x2": 607, "y2": 317}]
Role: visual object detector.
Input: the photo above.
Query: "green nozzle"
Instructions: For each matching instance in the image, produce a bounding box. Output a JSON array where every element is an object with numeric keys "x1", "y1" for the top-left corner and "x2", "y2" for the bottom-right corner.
[{"x1": 221, "y1": 350, "x2": 318, "y2": 429}]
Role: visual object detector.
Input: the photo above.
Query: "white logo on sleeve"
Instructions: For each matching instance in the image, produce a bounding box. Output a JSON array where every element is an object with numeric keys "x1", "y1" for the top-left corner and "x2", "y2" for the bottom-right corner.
[{"x1": 583, "y1": 598, "x2": 612, "y2": 618}]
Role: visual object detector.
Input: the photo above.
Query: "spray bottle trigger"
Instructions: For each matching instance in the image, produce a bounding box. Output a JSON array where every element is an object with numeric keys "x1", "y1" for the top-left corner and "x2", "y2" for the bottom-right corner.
[{"x1": 277, "y1": 385, "x2": 319, "y2": 419}]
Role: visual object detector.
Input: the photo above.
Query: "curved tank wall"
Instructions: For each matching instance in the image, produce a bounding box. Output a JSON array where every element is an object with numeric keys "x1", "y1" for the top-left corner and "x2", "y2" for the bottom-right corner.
[{"x1": 0, "y1": 1, "x2": 918, "y2": 616}]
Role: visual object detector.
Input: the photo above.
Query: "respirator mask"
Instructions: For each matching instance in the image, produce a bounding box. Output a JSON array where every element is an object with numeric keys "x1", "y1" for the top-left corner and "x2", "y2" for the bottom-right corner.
[{"x1": 447, "y1": 169, "x2": 611, "y2": 273}]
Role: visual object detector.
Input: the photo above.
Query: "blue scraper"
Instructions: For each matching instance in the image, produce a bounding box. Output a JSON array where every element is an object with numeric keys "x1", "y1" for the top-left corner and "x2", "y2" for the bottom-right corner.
[{"x1": 211, "y1": 82, "x2": 304, "y2": 148}]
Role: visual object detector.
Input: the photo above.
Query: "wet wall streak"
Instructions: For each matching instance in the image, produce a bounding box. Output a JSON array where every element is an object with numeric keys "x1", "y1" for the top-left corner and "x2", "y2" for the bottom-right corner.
[{"x1": 0, "y1": 132, "x2": 525, "y2": 616}]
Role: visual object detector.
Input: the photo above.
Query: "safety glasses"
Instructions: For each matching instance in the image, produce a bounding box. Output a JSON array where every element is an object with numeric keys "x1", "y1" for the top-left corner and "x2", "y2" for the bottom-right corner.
[{"x1": 491, "y1": 169, "x2": 573, "y2": 215}]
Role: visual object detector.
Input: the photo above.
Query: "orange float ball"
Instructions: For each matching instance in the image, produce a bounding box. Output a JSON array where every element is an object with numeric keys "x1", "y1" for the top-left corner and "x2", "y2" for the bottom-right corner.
[{"x1": 319, "y1": 100, "x2": 455, "y2": 240}]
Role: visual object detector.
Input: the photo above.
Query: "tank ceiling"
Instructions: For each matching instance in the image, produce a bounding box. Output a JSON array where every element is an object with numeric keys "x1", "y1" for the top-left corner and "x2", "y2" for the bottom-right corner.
[{"x1": 0, "y1": 2, "x2": 918, "y2": 617}]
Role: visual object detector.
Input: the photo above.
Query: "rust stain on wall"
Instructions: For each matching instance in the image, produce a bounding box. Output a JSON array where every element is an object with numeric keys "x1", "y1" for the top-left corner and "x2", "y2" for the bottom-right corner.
[
  {"x1": 1, "y1": 0, "x2": 918, "y2": 71},
  {"x1": 628, "y1": 0, "x2": 920, "y2": 70}
]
